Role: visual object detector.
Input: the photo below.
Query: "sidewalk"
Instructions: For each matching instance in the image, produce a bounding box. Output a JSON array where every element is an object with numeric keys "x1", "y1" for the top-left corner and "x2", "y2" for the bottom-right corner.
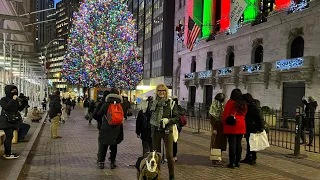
[
  {"x1": 18, "y1": 107, "x2": 320, "y2": 180},
  {"x1": 0, "y1": 115, "x2": 45, "y2": 180}
]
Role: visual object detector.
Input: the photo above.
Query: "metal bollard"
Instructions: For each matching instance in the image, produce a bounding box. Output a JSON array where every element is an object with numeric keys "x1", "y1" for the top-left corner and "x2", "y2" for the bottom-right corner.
[{"x1": 286, "y1": 106, "x2": 307, "y2": 159}]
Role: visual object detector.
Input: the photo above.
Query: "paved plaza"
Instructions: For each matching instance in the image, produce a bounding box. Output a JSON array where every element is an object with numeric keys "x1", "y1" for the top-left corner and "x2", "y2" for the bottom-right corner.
[{"x1": 17, "y1": 107, "x2": 320, "y2": 180}]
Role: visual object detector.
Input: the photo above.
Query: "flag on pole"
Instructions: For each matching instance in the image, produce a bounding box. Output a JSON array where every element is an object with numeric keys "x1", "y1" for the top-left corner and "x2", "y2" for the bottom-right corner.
[{"x1": 186, "y1": 17, "x2": 201, "y2": 51}]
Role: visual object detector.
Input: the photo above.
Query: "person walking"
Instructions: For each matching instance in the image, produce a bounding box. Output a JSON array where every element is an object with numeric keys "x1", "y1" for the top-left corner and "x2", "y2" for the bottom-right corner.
[
  {"x1": 150, "y1": 84, "x2": 179, "y2": 180},
  {"x1": 122, "y1": 96, "x2": 131, "y2": 120},
  {"x1": 72, "y1": 99, "x2": 76, "y2": 109},
  {"x1": 42, "y1": 98, "x2": 47, "y2": 111},
  {"x1": 209, "y1": 93, "x2": 227, "y2": 164},
  {"x1": 136, "y1": 96, "x2": 153, "y2": 156},
  {"x1": 0, "y1": 85, "x2": 24, "y2": 159},
  {"x1": 83, "y1": 98, "x2": 89, "y2": 115},
  {"x1": 88, "y1": 100, "x2": 96, "y2": 124},
  {"x1": 97, "y1": 89, "x2": 124, "y2": 169},
  {"x1": 222, "y1": 89, "x2": 247, "y2": 168},
  {"x1": 49, "y1": 91, "x2": 62, "y2": 139},
  {"x1": 241, "y1": 93, "x2": 265, "y2": 165},
  {"x1": 65, "y1": 98, "x2": 72, "y2": 117},
  {"x1": 301, "y1": 96, "x2": 318, "y2": 146}
]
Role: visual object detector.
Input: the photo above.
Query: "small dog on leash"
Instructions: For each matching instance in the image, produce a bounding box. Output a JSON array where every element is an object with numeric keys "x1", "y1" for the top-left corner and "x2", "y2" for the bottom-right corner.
[{"x1": 136, "y1": 151, "x2": 162, "y2": 180}]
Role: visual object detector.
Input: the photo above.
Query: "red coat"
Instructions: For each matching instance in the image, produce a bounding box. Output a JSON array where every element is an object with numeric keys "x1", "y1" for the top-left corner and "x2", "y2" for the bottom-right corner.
[{"x1": 222, "y1": 100, "x2": 247, "y2": 135}]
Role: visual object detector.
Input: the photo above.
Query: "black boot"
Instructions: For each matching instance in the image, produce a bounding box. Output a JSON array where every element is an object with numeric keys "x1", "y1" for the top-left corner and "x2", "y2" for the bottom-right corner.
[
  {"x1": 98, "y1": 162, "x2": 104, "y2": 169},
  {"x1": 111, "y1": 162, "x2": 117, "y2": 169}
]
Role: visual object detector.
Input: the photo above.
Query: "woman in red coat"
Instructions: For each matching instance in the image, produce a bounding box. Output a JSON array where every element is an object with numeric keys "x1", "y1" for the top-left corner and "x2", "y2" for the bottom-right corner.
[{"x1": 222, "y1": 89, "x2": 247, "y2": 168}]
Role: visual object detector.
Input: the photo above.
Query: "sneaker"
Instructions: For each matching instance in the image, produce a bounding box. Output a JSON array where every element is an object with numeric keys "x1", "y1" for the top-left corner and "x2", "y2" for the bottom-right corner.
[
  {"x1": 174, "y1": 157, "x2": 178, "y2": 162},
  {"x1": 3, "y1": 153, "x2": 20, "y2": 159},
  {"x1": 235, "y1": 163, "x2": 240, "y2": 168},
  {"x1": 111, "y1": 162, "x2": 117, "y2": 169},
  {"x1": 18, "y1": 139, "x2": 29, "y2": 143},
  {"x1": 240, "y1": 158, "x2": 251, "y2": 164},
  {"x1": 164, "y1": 158, "x2": 168, "y2": 162},
  {"x1": 227, "y1": 164, "x2": 235, "y2": 169}
]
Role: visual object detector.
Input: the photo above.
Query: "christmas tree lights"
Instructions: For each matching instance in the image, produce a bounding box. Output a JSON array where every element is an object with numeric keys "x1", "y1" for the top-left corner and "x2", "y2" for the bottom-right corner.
[{"x1": 63, "y1": 0, "x2": 143, "y2": 89}]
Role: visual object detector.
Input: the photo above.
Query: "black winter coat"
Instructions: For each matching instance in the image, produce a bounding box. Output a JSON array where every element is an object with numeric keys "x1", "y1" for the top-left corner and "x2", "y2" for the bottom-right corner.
[
  {"x1": 303, "y1": 100, "x2": 318, "y2": 128},
  {"x1": 88, "y1": 101, "x2": 95, "y2": 113},
  {"x1": 245, "y1": 100, "x2": 264, "y2": 134},
  {"x1": 97, "y1": 94, "x2": 124, "y2": 145},
  {"x1": 136, "y1": 110, "x2": 152, "y2": 141},
  {"x1": 49, "y1": 95, "x2": 62, "y2": 118},
  {"x1": 0, "y1": 85, "x2": 24, "y2": 130}
]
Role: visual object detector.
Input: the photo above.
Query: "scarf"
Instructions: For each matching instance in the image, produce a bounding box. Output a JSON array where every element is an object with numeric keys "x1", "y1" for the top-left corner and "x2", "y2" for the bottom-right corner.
[
  {"x1": 150, "y1": 98, "x2": 167, "y2": 127},
  {"x1": 209, "y1": 100, "x2": 224, "y2": 121}
]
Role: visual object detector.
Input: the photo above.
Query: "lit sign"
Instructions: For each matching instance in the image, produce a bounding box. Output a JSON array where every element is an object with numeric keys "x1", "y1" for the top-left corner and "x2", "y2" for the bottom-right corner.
[
  {"x1": 198, "y1": 70, "x2": 212, "y2": 79},
  {"x1": 185, "y1": 73, "x2": 195, "y2": 79},
  {"x1": 242, "y1": 64, "x2": 262, "y2": 73},
  {"x1": 218, "y1": 68, "x2": 232, "y2": 76},
  {"x1": 276, "y1": 58, "x2": 304, "y2": 70}
]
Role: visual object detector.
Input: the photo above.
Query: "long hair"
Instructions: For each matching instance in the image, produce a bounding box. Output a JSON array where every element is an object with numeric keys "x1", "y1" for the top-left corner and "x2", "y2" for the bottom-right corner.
[
  {"x1": 242, "y1": 93, "x2": 254, "y2": 104},
  {"x1": 155, "y1": 84, "x2": 169, "y2": 100},
  {"x1": 230, "y1": 89, "x2": 246, "y2": 112}
]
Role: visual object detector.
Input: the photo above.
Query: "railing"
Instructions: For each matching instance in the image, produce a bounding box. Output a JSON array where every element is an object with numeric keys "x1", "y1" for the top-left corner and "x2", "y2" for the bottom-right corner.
[{"x1": 179, "y1": 102, "x2": 320, "y2": 154}]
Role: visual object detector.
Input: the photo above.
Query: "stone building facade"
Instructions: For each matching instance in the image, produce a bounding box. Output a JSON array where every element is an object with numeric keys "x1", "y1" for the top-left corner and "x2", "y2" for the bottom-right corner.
[{"x1": 175, "y1": 1, "x2": 320, "y2": 114}]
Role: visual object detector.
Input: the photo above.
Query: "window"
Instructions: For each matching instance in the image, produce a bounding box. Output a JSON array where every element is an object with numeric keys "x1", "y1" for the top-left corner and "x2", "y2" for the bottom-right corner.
[
  {"x1": 191, "y1": 56, "x2": 196, "y2": 72},
  {"x1": 227, "y1": 52, "x2": 234, "y2": 67},
  {"x1": 254, "y1": 45, "x2": 263, "y2": 63},
  {"x1": 207, "y1": 52, "x2": 213, "y2": 70},
  {"x1": 290, "y1": 36, "x2": 304, "y2": 58},
  {"x1": 260, "y1": 0, "x2": 275, "y2": 13}
]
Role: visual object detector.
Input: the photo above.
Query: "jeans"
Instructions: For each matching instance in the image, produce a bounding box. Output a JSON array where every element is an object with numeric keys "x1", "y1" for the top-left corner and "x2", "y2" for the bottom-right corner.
[
  {"x1": 152, "y1": 130, "x2": 174, "y2": 177},
  {"x1": 3, "y1": 128, "x2": 14, "y2": 155},
  {"x1": 227, "y1": 134, "x2": 243, "y2": 165},
  {"x1": 98, "y1": 144, "x2": 117, "y2": 163},
  {"x1": 245, "y1": 135, "x2": 257, "y2": 160},
  {"x1": 50, "y1": 115, "x2": 60, "y2": 138},
  {"x1": 142, "y1": 139, "x2": 153, "y2": 156},
  {"x1": 18, "y1": 123, "x2": 31, "y2": 141}
]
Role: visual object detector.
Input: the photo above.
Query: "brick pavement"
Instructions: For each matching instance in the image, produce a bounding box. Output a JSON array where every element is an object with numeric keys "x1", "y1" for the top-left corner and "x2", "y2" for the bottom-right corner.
[{"x1": 19, "y1": 107, "x2": 320, "y2": 180}]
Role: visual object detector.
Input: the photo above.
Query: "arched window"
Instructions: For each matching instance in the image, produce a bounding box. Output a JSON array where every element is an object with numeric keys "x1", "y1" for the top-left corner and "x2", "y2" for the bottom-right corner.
[
  {"x1": 191, "y1": 59, "x2": 196, "y2": 72},
  {"x1": 254, "y1": 45, "x2": 263, "y2": 63},
  {"x1": 207, "y1": 57, "x2": 213, "y2": 70},
  {"x1": 290, "y1": 36, "x2": 304, "y2": 58},
  {"x1": 227, "y1": 52, "x2": 234, "y2": 67}
]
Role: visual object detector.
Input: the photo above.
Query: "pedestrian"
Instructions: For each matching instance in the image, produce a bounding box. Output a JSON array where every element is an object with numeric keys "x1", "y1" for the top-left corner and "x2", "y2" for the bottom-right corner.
[
  {"x1": 42, "y1": 98, "x2": 47, "y2": 111},
  {"x1": 122, "y1": 96, "x2": 131, "y2": 120},
  {"x1": 93, "y1": 91, "x2": 110, "y2": 130},
  {"x1": 83, "y1": 98, "x2": 89, "y2": 115},
  {"x1": 49, "y1": 91, "x2": 62, "y2": 139},
  {"x1": 72, "y1": 99, "x2": 76, "y2": 109},
  {"x1": 241, "y1": 93, "x2": 265, "y2": 165},
  {"x1": 0, "y1": 85, "x2": 24, "y2": 159},
  {"x1": 97, "y1": 88, "x2": 124, "y2": 169},
  {"x1": 136, "y1": 96, "x2": 153, "y2": 156},
  {"x1": 209, "y1": 93, "x2": 227, "y2": 164},
  {"x1": 65, "y1": 97, "x2": 72, "y2": 117},
  {"x1": 88, "y1": 100, "x2": 95, "y2": 124},
  {"x1": 301, "y1": 96, "x2": 318, "y2": 146},
  {"x1": 222, "y1": 88, "x2": 247, "y2": 168},
  {"x1": 150, "y1": 84, "x2": 179, "y2": 180}
]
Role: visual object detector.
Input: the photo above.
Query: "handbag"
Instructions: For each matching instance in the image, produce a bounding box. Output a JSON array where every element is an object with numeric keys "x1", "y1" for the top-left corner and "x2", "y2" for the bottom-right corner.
[
  {"x1": 3, "y1": 110, "x2": 22, "y2": 124},
  {"x1": 226, "y1": 112, "x2": 236, "y2": 125},
  {"x1": 249, "y1": 130, "x2": 270, "y2": 151}
]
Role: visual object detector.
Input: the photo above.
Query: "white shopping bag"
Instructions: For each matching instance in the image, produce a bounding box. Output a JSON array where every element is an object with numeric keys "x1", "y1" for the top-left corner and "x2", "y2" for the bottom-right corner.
[
  {"x1": 173, "y1": 124, "x2": 179, "y2": 142},
  {"x1": 249, "y1": 130, "x2": 270, "y2": 152}
]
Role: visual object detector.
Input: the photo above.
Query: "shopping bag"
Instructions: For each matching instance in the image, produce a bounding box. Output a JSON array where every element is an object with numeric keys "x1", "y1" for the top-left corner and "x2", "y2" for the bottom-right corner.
[
  {"x1": 249, "y1": 130, "x2": 270, "y2": 152},
  {"x1": 173, "y1": 124, "x2": 179, "y2": 142},
  {"x1": 210, "y1": 148, "x2": 222, "y2": 161}
]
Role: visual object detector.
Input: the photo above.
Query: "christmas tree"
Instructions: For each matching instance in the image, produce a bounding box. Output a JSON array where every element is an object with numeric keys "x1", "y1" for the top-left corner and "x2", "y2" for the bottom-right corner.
[{"x1": 63, "y1": 0, "x2": 143, "y2": 89}]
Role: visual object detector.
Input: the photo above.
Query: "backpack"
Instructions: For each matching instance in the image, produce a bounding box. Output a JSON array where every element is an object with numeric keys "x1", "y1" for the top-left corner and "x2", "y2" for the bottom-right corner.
[{"x1": 105, "y1": 101, "x2": 124, "y2": 125}]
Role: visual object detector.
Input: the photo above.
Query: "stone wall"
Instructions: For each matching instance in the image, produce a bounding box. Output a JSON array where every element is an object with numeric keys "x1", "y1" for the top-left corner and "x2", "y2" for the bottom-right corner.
[{"x1": 176, "y1": 1, "x2": 320, "y2": 110}]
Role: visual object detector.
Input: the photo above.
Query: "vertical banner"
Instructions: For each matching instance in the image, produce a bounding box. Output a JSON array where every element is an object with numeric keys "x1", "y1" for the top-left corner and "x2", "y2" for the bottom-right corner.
[{"x1": 230, "y1": 0, "x2": 247, "y2": 33}]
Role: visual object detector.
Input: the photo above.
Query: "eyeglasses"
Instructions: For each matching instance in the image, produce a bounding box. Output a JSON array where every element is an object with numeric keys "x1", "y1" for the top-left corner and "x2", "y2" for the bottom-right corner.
[{"x1": 157, "y1": 90, "x2": 166, "y2": 92}]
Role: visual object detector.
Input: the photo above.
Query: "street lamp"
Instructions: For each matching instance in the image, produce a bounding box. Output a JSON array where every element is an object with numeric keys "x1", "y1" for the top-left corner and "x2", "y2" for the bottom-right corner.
[{"x1": 42, "y1": 38, "x2": 64, "y2": 98}]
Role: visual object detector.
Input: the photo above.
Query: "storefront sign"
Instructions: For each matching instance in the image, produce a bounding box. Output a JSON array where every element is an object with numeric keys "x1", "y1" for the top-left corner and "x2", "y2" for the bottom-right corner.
[
  {"x1": 198, "y1": 70, "x2": 212, "y2": 79},
  {"x1": 276, "y1": 58, "x2": 304, "y2": 70},
  {"x1": 242, "y1": 64, "x2": 262, "y2": 73},
  {"x1": 218, "y1": 67, "x2": 232, "y2": 76}
]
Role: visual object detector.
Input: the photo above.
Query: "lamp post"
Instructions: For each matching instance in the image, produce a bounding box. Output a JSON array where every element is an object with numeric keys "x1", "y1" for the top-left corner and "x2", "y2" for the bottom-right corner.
[{"x1": 42, "y1": 38, "x2": 64, "y2": 98}]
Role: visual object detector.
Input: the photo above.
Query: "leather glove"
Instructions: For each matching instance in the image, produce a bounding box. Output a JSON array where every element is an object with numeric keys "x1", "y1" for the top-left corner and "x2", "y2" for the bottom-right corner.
[{"x1": 161, "y1": 118, "x2": 169, "y2": 128}]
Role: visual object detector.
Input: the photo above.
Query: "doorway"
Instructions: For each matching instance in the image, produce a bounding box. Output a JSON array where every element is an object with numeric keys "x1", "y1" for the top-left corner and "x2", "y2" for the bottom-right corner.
[
  {"x1": 204, "y1": 85, "x2": 213, "y2": 118},
  {"x1": 282, "y1": 82, "x2": 305, "y2": 127},
  {"x1": 188, "y1": 86, "x2": 196, "y2": 116}
]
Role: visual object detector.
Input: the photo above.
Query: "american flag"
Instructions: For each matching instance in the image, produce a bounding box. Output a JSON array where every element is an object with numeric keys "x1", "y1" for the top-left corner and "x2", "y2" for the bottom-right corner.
[{"x1": 186, "y1": 17, "x2": 201, "y2": 51}]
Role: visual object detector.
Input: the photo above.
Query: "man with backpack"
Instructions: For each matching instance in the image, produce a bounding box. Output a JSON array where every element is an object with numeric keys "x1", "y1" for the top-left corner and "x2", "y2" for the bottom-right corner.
[{"x1": 96, "y1": 89, "x2": 124, "y2": 169}]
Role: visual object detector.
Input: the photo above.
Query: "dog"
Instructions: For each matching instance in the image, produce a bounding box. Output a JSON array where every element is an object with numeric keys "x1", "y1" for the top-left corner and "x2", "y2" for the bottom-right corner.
[{"x1": 136, "y1": 151, "x2": 162, "y2": 180}]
